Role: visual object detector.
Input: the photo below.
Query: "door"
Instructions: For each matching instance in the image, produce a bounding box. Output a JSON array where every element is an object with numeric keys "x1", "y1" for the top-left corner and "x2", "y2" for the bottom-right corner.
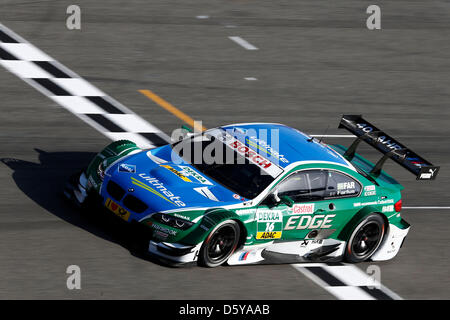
[
  {"x1": 277, "y1": 169, "x2": 331, "y2": 240},
  {"x1": 255, "y1": 169, "x2": 363, "y2": 242},
  {"x1": 319, "y1": 170, "x2": 363, "y2": 234}
]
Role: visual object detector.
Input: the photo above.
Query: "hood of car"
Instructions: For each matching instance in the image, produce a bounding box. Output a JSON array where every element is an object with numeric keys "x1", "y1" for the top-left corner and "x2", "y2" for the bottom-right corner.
[{"x1": 102, "y1": 145, "x2": 246, "y2": 215}]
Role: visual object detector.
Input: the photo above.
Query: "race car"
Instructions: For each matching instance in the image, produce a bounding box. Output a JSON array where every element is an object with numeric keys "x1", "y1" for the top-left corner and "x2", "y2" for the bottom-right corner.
[{"x1": 64, "y1": 115, "x2": 439, "y2": 267}]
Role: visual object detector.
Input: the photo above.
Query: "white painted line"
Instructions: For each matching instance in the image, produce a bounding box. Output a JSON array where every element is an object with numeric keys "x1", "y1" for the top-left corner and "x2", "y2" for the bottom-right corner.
[
  {"x1": 51, "y1": 78, "x2": 105, "y2": 96},
  {"x1": 292, "y1": 263, "x2": 402, "y2": 300},
  {"x1": 228, "y1": 36, "x2": 259, "y2": 50},
  {"x1": 244, "y1": 77, "x2": 258, "y2": 81},
  {"x1": 104, "y1": 114, "x2": 161, "y2": 133},
  {"x1": 309, "y1": 134, "x2": 355, "y2": 138},
  {"x1": 196, "y1": 15, "x2": 209, "y2": 19},
  {"x1": 103, "y1": 132, "x2": 156, "y2": 148},
  {"x1": 0, "y1": 60, "x2": 51, "y2": 78},
  {"x1": 0, "y1": 23, "x2": 170, "y2": 148},
  {"x1": 50, "y1": 96, "x2": 106, "y2": 114},
  {"x1": 326, "y1": 286, "x2": 375, "y2": 300},
  {"x1": 291, "y1": 264, "x2": 331, "y2": 288},
  {"x1": 324, "y1": 265, "x2": 376, "y2": 287},
  {"x1": 0, "y1": 43, "x2": 52, "y2": 61}
]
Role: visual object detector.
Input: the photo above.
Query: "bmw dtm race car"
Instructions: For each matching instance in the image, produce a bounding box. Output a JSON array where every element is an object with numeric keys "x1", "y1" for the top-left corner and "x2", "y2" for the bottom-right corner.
[{"x1": 64, "y1": 115, "x2": 439, "y2": 267}]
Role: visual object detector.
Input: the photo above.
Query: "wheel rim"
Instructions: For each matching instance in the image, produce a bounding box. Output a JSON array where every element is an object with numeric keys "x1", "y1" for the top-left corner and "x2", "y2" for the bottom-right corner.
[
  {"x1": 352, "y1": 221, "x2": 381, "y2": 257},
  {"x1": 206, "y1": 225, "x2": 237, "y2": 262}
]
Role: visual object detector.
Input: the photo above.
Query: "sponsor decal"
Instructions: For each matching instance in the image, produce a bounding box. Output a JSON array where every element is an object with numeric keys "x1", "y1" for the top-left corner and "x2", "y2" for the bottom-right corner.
[
  {"x1": 132, "y1": 174, "x2": 186, "y2": 207},
  {"x1": 239, "y1": 251, "x2": 251, "y2": 261},
  {"x1": 407, "y1": 157, "x2": 426, "y2": 168},
  {"x1": 227, "y1": 138, "x2": 283, "y2": 177},
  {"x1": 236, "y1": 209, "x2": 256, "y2": 215},
  {"x1": 356, "y1": 123, "x2": 403, "y2": 151},
  {"x1": 194, "y1": 187, "x2": 219, "y2": 202},
  {"x1": 256, "y1": 231, "x2": 282, "y2": 239},
  {"x1": 337, "y1": 182, "x2": 355, "y2": 190},
  {"x1": 246, "y1": 136, "x2": 289, "y2": 164},
  {"x1": 256, "y1": 210, "x2": 283, "y2": 222},
  {"x1": 284, "y1": 214, "x2": 335, "y2": 230},
  {"x1": 337, "y1": 181, "x2": 356, "y2": 195},
  {"x1": 353, "y1": 199, "x2": 394, "y2": 207},
  {"x1": 382, "y1": 205, "x2": 394, "y2": 213},
  {"x1": 420, "y1": 168, "x2": 437, "y2": 180},
  {"x1": 118, "y1": 163, "x2": 136, "y2": 173},
  {"x1": 300, "y1": 239, "x2": 323, "y2": 247},
  {"x1": 364, "y1": 186, "x2": 376, "y2": 196},
  {"x1": 291, "y1": 203, "x2": 315, "y2": 215},
  {"x1": 233, "y1": 194, "x2": 240, "y2": 199},
  {"x1": 105, "y1": 198, "x2": 130, "y2": 221},
  {"x1": 174, "y1": 213, "x2": 191, "y2": 221},
  {"x1": 179, "y1": 166, "x2": 213, "y2": 185},
  {"x1": 378, "y1": 199, "x2": 394, "y2": 204},
  {"x1": 154, "y1": 231, "x2": 169, "y2": 239},
  {"x1": 256, "y1": 210, "x2": 283, "y2": 239},
  {"x1": 160, "y1": 164, "x2": 192, "y2": 182},
  {"x1": 151, "y1": 223, "x2": 177, "y2": 236}
]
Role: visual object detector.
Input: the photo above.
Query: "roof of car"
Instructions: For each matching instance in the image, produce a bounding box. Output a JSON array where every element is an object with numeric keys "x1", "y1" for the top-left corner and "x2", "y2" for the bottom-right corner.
[{"x1": 220, "y1": 123, "x2": 353, "y2": 170}]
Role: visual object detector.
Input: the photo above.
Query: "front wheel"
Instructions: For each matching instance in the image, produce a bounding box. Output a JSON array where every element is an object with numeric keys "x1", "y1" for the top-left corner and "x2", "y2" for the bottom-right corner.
[
  {"x1": 345, "y1": 214, "x2": 385, "y2": 263},
  {"x1": 198, "y1": 220, "x2": 240, "y2": 267}
]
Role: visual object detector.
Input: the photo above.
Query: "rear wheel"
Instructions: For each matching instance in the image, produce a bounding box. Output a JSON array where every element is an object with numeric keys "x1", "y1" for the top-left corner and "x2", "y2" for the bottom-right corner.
[
  {"x1": 199, "y1": 220, "x2": 240, "y2": 267},
  {"x1": 345, "y1": 214, "x2": 385, "y2": 263}
]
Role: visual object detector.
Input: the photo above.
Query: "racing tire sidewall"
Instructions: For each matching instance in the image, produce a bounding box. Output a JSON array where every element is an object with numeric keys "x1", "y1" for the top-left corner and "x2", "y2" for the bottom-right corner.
[
  {"x1": 199, "y1": 220, "x2": 240, "y2": 268},
  {"x1": 345, "y1": 214, "x2": 385, "y2": 263}
]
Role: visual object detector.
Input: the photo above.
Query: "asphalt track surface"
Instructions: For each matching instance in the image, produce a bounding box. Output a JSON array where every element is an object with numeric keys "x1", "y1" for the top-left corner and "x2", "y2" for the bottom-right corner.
[{"x1": 0, "y1": 0, "x2": 449, "y2": 299}]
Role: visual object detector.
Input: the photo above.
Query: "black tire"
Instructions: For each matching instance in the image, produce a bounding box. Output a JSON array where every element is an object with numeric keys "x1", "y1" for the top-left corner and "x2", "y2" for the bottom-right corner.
[
  {"x1": 199, "y1": 220, "x2": 240, "y2": 267},
  {"x1": 345, "y1": 214, "x2": 385, "y2": 263}
]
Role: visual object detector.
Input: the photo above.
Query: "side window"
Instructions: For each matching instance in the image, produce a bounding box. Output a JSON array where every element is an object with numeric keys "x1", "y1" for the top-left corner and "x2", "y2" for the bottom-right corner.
[
  {"x1": 325, "y1": 171, "x2": 361, "y2": 198},
  {"x1": 277, "y1": 171, "x2": 309, "y2": 202},
  {"x1": 307, "y1": 170, "x2": 328, "y2": 199},
  {"x1": 277, "y1": 170, "x2": 327, "y2": 202}
]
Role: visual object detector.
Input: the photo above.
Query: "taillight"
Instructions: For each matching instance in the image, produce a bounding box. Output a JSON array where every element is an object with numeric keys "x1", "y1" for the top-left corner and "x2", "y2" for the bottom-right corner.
[{"x1": 394, "y1": 199, "x2": 402, "y2": 212}]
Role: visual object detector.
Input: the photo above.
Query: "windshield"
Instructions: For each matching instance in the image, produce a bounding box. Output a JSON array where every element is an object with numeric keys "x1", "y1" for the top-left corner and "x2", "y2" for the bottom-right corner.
[{"x1": 171, "y1": 129, "x2": 276, "y2": 199}]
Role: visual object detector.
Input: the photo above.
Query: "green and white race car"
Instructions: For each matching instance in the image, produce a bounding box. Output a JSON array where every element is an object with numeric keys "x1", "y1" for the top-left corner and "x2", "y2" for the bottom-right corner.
[{"x1": 65, "y1": 115, "x2": 439, "y2": 267}]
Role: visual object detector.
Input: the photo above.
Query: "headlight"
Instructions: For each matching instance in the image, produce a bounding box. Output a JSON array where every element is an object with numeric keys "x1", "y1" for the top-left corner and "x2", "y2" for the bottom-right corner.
[{"x1": 152, "y1": 213, "x2": 194, "y2": 230}]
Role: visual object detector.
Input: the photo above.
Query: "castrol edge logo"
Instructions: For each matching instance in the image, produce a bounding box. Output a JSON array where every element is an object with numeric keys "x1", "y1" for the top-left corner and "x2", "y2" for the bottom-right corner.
[
  {"x1": 285, "y1": 204, "x2": 335, "y2": 230},
  {"x1": 291, "y1": 203, "x2": 315, "y2": 215},
  {"x1": 226, "y1": 135, "x2": 283, "y2": 177}
]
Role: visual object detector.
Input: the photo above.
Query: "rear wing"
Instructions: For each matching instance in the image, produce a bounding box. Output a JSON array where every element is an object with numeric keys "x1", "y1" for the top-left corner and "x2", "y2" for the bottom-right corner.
[{"x1": 338, "y1": 115, "x2": 439, "y2": 180}]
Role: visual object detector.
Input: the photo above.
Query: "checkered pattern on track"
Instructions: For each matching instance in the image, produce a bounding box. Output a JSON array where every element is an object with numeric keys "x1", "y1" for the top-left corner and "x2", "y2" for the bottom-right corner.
[{"x1": 0, "y1": 25, "x2": 170, "y2": 148}]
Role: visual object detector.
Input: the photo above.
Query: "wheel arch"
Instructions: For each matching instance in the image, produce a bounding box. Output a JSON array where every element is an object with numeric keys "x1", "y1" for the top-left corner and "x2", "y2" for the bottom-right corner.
[
  {"x1": 181, "y1": 208, "x2": 246, "y2": 245},
  {"x1": 337, "y1": 205, "x2": 388, "y2": 242}
]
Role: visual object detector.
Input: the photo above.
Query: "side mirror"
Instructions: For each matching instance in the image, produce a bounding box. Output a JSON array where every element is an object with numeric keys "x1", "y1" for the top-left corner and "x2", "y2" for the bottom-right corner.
[
  {"x1": 279, "y1": 195, "x2": 294, "y2": 207},
  {"x1": 267, "y1": 191, "x2": 294, "y2": 207}
]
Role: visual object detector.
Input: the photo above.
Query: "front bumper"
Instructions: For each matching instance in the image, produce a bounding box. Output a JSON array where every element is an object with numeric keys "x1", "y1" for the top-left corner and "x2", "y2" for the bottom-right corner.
[{"x1": 148, "y1": 241, "x2": 203, "y2": 266}]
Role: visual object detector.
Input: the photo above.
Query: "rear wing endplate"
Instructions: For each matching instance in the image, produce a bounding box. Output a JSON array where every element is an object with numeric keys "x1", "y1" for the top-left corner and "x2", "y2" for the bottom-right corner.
[{"x1": 338, "y1": 115, "x2": 439, "y2": 180}]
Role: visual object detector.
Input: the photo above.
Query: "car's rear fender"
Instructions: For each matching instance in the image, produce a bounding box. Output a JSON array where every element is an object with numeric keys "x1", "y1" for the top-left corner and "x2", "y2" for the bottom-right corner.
[{"x1": 336, "y1": 205, "x2": 387, "y2": 242}]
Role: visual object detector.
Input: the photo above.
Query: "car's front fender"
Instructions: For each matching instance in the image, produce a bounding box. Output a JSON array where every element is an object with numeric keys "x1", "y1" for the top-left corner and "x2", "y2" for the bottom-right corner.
[
  {"x1": 85, "y1": 140, "x2": 141, "y2": 192},
  {"x1": 180, "y1": 209, "x2": 243, "y2": 245}
]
